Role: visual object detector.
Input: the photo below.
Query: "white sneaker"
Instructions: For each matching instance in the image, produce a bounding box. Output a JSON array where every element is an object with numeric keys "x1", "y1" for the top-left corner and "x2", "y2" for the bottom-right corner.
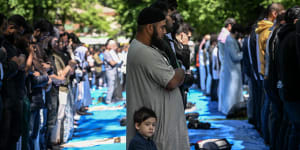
[{"x1": 74, "y1": 114, "x2": 80, "y2": 121}]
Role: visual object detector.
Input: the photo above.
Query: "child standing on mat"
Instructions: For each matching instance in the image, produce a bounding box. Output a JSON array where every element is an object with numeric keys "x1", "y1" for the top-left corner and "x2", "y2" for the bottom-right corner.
[{"x1": 128, "y1": 107, "x2": 157, "y2": 150}]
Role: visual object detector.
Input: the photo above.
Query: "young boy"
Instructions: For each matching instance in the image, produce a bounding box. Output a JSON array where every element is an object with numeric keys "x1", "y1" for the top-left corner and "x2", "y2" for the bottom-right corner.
[{"x1": 128, "y1": 107, "x2": 157, "y2": 150}]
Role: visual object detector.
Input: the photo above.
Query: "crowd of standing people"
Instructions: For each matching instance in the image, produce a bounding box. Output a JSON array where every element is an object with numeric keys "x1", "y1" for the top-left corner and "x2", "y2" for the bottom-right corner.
[
  {"x1": 0, "y1": 13, "x2": 128, "y2": 149},
  {"x1": 243, "y1": 4, "x2": 300, "y2": 150},
  {"x1": 193, "y1": 3, "x2": 300, "y2": 150},
  {"x1": 126, "y1": 0, "x2": 300, "y2": 150},
  {"x1": 1, "y1": 0, "x2": 300, "y2": 150}
]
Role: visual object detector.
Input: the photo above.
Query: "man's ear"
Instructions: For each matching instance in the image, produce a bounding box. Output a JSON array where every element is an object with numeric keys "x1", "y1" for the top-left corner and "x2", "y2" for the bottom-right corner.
[
  {"x1": 135, "y1": 123, "x2": 140, "y2": 130},
  {"x1": 146, "y1": 24, "x2": 153, "y2": 35},
  {"x1": 227, "y1": 24, "x2": 232, "y2": 31}
]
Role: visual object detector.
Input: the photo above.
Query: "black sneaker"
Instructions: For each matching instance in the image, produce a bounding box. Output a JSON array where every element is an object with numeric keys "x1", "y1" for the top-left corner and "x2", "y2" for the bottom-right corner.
[
  {"x1": 79, "y1": 106, "x2": 88, "y2": 112},
  {"x1": 77, "y1": 110, "x2": 93, "y2": 116},
  {"x1": 188, "y1": 119, "x2": 211, "y2": 129}
]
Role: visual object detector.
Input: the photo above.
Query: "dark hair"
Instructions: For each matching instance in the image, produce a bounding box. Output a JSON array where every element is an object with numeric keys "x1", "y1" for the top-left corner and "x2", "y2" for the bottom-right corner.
[
  {"x1": 0, "y1": 13, "x2": 6, "y2": 27},
  {"x1": 243, "y1": 24, "x2": 252, "y2": 35},
  {"x1": 265, "y1": 3, "x2": 284, "y2": 18},
  {"x1": 68, "y1": 32, "x2": 81, "y2": 44},
  {"x1": 187, "y1": 23, "x2": 194, "y2": 33},
  {"x1": 176, "y1": 22, "x2": 191, "y2": 34},
  {"x1": 8, "y1": 15, "x2": 26, "y2": 26},
  {"x1": 171, "y1": 11, "x2": 183, "y2": 24},
  {"x1": 276, "y1": 10, "x2": 286, "y2": 24},
  {"x1": 285, "y1": 6, "x2": 300, "y2": 24},
  {"x1": 60, "y1": 31, "x2": 69, "y2": 38},
  {"x1": 137, "y1": 7, "x2": 165, "y2": 26},
  {"x1": 154, "y1": 0, "x2": 177, "y2": 11},
  {"x1": 151, "y1": 1, "x2": 168, "y2": 15},
  {"x1": 34, "y1": 19, "x2": 53, "y2": 33},
  {"x1": 105, "y1": 38, "x2": 114, "y2": 47},
  {"x1": 8, "y1": 14, "x2": 26, "y2": 29},
  {"x1": 167, "y1": 0, "x2": 178, "y2": 11},
  {"x1": 230, "y1": 23, "x2": 244, "y2": 34},
  {"x1": 23, "y1": 22, "x2": 33, "y2": 35},
  {"x1": 171, "y1": 11, "x2": 184, "y2": 35},
  {"x1": 47, "y1": 36, "x2": 57, "y2": 51},
  {"x1": 210, "y1": 34, "x2": 218, "y2": 44},
  {"x1": 134, "y1": 107, "x2": 157, "y2": 125}
]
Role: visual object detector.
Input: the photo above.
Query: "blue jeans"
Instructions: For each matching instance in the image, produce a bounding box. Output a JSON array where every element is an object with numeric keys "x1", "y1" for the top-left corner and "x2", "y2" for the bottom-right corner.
[
  {"x1": 284, "y1": 101, "x2": 300, "y2": 150},
  {"x1": 28, "y1": 109, "x2": 40, "y2": 150},
  {"x1": 39, "y1": 108, "x2": 47, "y2": 150}
]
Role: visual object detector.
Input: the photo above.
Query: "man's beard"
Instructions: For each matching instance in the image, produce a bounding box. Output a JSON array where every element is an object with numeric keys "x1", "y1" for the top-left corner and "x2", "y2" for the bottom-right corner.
[{"x1": 151, "y1": 25, "x2": 164, "y2": 50}]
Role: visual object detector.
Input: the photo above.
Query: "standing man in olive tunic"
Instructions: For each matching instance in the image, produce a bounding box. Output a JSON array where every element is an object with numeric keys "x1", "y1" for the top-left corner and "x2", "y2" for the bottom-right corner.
[{"x1": 126, "y1": 7, "x2": 190, "y2": 150}]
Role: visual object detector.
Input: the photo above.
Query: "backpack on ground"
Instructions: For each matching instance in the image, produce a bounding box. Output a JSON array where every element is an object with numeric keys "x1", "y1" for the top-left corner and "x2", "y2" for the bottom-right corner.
[
  {"x1": 120, "y1": 117, "x2": 126, "y2": 126},
  {"x1": 187, "y1": 119, "x2": 211, "y2": 129},
  {"x1": 185, "y1": 112, "x2": 199, "y2": 121},
  {"x1": 226, "y1": 101, "x2": 247, "y2": 119}
]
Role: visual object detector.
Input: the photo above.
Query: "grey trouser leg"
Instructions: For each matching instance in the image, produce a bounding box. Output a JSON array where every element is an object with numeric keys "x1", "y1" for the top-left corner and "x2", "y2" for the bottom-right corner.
[{"x1": 105, "y1": 69, "x2": 116, "y2": 103}]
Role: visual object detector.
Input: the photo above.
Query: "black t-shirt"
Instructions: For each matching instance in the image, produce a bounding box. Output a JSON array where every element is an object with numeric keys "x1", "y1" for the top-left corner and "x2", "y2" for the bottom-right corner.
[{"x1": 3, "y1": 39, "x2": 18, "y2": 60}]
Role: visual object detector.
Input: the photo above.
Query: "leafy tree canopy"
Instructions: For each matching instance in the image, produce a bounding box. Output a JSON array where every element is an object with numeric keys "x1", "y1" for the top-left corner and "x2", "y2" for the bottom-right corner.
[
  {"x1": 1, "y1": 0, "x2": 298, "y2": 38},
  {"x1": 0, "y1": 0, "x2": 116, "y2": 36},
  {"x1": 103, "y1": 0, "x2": 299, "y2": 40}
]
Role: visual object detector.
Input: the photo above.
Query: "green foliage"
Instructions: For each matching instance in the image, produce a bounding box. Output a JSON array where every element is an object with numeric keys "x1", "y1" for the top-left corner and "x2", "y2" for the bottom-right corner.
[
  {"x1": 180, "y1": 0, "x2": 299, "y2": 37},
  {"x1": 1, "y1": 0, "x2": 299, "y2": 38},
  {"x1": 0, "y1": 0, "x2": 116, "y2": 36},
  {"x1": 104, "y1": 0, "x2": 299, "y2": 39},
  {"x1": 104, "y1": 0, "x2": 154, "y2": 39}
]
